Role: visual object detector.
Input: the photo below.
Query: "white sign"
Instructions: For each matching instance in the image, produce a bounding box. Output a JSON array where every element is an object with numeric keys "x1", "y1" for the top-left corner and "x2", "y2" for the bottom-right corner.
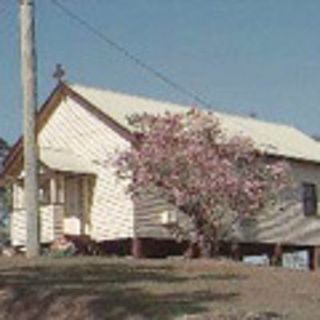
[{"x1": 282, "y1": 250, "x2": 309, "y2": 271}]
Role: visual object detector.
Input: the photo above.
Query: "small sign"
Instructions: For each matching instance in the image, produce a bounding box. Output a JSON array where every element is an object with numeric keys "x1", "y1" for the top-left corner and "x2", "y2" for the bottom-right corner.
[
  {"x1": 282, "y1": 250, "x2": 309, "y2": 271},
  {"x1": 243, "y1": 254, "x2": 270, "y2": 266}
]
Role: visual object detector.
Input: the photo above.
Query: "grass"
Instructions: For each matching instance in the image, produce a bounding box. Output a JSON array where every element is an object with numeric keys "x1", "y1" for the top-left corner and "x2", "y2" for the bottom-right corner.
[{"x1": 0, "y1": 256, "x2": 319, "y2": 319}]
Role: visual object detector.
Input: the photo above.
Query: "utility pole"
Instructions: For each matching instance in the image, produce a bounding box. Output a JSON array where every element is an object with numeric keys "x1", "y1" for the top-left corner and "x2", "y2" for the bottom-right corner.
[{"x1": 20, "y1": 0, "x2": 39, "y2": 257}]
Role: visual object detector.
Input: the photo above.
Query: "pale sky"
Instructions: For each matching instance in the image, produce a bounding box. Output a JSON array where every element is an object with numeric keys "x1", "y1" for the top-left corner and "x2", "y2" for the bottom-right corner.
[{"x1": 1, "y1": 0, "x2": 320, "y2": 143}]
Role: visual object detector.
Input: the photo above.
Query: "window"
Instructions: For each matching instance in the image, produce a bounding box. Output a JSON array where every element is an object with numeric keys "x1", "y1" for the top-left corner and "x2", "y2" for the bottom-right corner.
[
  {"x1": 302, "y1": 183, "x2": 318, "y2": 216},
  {"x1": 39, "y1": 180, "x2": 50, "y2": 205}
]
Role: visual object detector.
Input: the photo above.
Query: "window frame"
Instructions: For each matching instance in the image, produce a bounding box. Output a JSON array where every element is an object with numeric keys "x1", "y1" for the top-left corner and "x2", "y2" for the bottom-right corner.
[
  {"x1": 39, "y1": 179, "x2": 51, "y2": 206},
  {"x1": 302, "y1": 182, "x2": 318, "y2": 217}
]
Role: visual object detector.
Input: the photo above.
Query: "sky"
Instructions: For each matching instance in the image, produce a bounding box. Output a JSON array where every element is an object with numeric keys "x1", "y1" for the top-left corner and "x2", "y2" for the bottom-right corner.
[{"x1": 1, "y1": 0, "x2": 320, "y2": 144}]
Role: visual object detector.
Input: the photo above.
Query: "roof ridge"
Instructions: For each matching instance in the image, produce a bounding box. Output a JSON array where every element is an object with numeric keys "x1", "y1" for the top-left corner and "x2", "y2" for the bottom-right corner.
[
  {"x1": 70, "y1": 82, "x2": 294, "y2": 131},
  {"x1": 71, "y1": 82, "x2": 189, "y2": 111}
]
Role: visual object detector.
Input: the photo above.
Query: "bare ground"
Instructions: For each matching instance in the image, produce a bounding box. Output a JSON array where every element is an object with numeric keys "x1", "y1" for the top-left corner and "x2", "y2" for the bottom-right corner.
[{"x1": 0, "y1": 256, "x2": 319, "y2": 320}]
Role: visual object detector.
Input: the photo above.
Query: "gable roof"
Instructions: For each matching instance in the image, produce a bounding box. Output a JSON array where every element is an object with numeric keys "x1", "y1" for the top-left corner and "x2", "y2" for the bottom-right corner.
[
  {"x1": 0, "y1": 82, "x2": 66, "y2": 180},
  {"x1": 39, "y1": 148, "x2": 96, "y2": 175},
  {"x1": 71, "y1": 83, "x2": 320, "y2": 164},
  {"x1": 2, "y1": 82, "x2": 320, "y2": 182}
]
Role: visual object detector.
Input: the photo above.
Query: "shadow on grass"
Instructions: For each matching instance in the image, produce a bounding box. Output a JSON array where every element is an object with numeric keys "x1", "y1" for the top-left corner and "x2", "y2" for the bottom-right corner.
[
  {"x1": 195, "y1": 273, "x2": 248, "y2": 281},
  {"x1": 0, "y1": 258, "x2": 240, "y2": 320}
]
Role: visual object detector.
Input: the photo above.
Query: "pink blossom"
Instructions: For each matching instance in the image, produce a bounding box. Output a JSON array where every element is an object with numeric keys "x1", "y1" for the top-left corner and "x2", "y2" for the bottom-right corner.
[{"x1": 115, "y1": 109, "x2": 291, "y2": 247}]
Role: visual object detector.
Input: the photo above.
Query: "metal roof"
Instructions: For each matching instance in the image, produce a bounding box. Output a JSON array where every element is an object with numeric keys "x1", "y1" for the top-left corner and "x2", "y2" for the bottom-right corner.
[
  {"x1": 39, "y1": 148, "x2": 95, "y2": 175},
  {"x1": 71, "y1": 84, "x2": 320, "y2": 164}
]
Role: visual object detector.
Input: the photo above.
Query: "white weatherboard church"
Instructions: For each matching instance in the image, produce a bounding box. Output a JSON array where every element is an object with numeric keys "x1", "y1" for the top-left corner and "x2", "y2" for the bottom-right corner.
[{"x1": 2, "y1": 82, "x2": 320, "y2": 266}]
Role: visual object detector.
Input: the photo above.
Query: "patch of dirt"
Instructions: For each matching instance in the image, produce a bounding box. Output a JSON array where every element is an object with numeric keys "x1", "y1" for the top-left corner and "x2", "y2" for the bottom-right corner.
[{"x1": 0, "y1": 257, "x2": 319, "y2": 319}]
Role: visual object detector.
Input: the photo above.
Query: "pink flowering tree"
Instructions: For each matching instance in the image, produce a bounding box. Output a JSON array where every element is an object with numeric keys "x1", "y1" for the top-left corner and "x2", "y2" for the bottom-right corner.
[{"x1": 116, "y1": 109, "x2": 291, "y2": 256}]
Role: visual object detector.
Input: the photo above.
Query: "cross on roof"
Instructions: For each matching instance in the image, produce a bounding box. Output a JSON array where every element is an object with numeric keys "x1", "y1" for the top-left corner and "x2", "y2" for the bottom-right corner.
[{"x1": 53, "y1": 64, "x2": 66, "y2": 82}]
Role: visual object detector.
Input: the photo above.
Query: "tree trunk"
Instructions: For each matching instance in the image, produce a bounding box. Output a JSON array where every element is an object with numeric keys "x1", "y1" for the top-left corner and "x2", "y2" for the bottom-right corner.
[{"x1": 199, "y1": 235, "x2": 215, "y2": 258}]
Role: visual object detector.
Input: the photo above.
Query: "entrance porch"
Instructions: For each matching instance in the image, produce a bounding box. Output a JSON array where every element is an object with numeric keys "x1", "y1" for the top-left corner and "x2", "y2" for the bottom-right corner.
[{"x1": 10, "y1": 148, "x2": 95, "y2": 247}]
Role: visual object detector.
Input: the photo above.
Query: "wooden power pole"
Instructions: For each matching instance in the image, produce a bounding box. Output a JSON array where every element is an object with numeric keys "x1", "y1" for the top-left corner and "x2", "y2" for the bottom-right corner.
[{"x1": 20, "y1": 0, "x2": 39, "y2": 257}]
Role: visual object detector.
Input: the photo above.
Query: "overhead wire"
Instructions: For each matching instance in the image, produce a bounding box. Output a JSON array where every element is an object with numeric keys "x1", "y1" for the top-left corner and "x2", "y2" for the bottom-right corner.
[{"x1": 50, "y1": 0, "x2": 212, "y2": 108}]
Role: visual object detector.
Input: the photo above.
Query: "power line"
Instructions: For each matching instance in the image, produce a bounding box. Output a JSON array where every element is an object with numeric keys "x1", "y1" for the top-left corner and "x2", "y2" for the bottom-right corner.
[{"x1": 50, "y1": 0, "x2": 212, "y2": 108}]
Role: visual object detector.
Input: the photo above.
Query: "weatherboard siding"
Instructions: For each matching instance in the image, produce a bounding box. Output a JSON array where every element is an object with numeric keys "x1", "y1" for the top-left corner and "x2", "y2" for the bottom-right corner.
[
  {"x1": 70, "y1": 85, "x2": 320, "y2": 246},
  {"x1": 134, "y1": 192, "x2": 174, "y2": 239},
  {"x1": 10, "y1": 85, "x2": 320, "y2": 248},
  {"x1": 37, "y1": 96, "x2": 134, "y2": 241},
  {"x1": 133, "y1": 160, "x2": 320, "y2": 245},
  {"x1": 133, "y1": 159, "x2": 320, "y2": 245},
  {"x1": 33, "y1": 95, "x2": 320, "y2": 246},
  {"x1": 11, "y1": 204, "x2": 63, "y2": 246},
  {"x1": 134, "y1": 191, "x2": 192, "y2": 239},
  {"x1": 240, "y1": 161, "x2": 320, "y2": 246},
  {"x1": 11, "y1": 209, "x2": 26, "y2": 246}
]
